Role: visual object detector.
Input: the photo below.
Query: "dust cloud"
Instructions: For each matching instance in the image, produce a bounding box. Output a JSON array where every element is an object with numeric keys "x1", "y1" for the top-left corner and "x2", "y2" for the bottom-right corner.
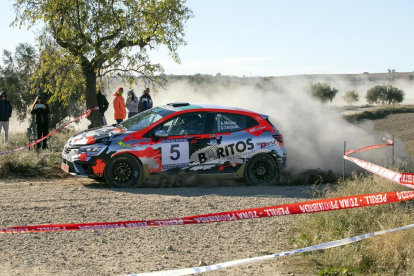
[
  {"x1": 150, "y1": 76, "x2": 408, "y2": 174},
  {"x1": 5, "y1": 74, "x2": 411, "y2": 174}
]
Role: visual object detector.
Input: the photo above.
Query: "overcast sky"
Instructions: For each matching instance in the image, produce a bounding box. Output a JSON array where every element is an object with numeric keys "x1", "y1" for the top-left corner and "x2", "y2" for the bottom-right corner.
[{"x1": 1, "y1": 0, "x2": 413, "y2": 77}]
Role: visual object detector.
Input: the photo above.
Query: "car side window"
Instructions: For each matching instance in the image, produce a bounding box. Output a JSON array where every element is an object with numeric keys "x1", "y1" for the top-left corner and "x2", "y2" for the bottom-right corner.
[
  {"x1": 160, "y1": 112, "x2": 208, "y2": 136},
  {"x1": 213, "y1": 113, "x2": 252, "y2": 133}
]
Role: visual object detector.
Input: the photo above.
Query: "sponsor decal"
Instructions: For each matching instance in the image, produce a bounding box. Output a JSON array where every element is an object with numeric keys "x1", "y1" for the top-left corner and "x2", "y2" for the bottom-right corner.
[
  {"x1": 118, "y1": 141, "x2": 131, "y2": 147},
  {"x1": 198, "y1": 138, "x2": 255, "y2": 164},
  {"x1": 256, "y1": 140, "x2": 276, "y2": 149},
  {"x1": 249, "y1": 126, "x2": 266, "y2": 133}
]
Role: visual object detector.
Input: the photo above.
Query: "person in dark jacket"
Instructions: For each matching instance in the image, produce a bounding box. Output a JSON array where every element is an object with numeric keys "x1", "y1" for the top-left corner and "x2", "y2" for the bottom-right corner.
[
  {"x1": 138, "y1": 88, "x2": 153, "y2": 113},
  {"x1": 96, "y1": 90, "x2": 109, "y2": 125},
  {"x1": 31, "y1": 97, "x2": 50, "y2": 149},
  {"x1": 0, "y1": 91, "x2": 12, "y2": 144}
]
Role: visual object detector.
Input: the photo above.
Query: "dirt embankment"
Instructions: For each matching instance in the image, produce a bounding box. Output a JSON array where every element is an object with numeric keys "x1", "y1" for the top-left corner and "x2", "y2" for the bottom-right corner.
[{"x1": 0, "y1": 177, "x2": 313, "y2": 276}]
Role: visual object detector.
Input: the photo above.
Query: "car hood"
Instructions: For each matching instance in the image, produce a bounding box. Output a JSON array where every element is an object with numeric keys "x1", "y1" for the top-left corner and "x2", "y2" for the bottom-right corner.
[{"x1": 67, "y1": 125, "x2": 129, "y2": 146}]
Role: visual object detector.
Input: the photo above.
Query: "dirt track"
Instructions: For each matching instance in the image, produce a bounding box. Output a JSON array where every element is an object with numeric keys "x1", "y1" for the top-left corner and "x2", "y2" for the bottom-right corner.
[{"x1": 0, "y1": 177, "x2": 312, "y2": 276}]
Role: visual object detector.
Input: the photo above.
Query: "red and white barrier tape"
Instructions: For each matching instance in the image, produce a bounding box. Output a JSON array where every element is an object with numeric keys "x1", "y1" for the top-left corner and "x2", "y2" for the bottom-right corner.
[
  {"x1": 0, "y1": 106, "x2": 98, "y2": 156},
  {"x1": 127, "y1": 222, "x2": 414, "y2": 276},
  {"x1": 2, "y1": 190, "x2": 414, "y2": 234},
  {"x1": 127, "y1": 138, "x2": 413, "y2": 276},
  {"x1": 343, "y1": 137, "x2": 414, "y2": 189}
]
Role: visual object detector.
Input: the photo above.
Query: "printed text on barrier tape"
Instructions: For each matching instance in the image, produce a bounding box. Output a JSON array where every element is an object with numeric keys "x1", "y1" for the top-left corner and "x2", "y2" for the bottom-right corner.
[
  {"x1": 127, "y1": 223, "x2": 414, "y2": 276},
  {"x1": 0, "y1": 106, "x2": 98, "y2": 156},
  {"x1": 2, "y1": 190, "x2": 414, "y2": 234}
]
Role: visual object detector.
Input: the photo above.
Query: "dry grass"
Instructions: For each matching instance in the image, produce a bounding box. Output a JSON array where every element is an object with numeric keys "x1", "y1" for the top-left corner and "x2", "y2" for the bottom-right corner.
[
  {"x1": 0, "y1": 129, "x2": 77, "y2": 178},
  {"x1": 290, "y1": 171, "x2": 414, "y2": 275}
]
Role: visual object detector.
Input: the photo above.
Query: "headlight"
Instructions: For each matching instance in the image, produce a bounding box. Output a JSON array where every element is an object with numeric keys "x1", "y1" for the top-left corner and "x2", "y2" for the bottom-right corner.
[{"x1": 78, "y1": 144, "x2": 107, "y2": 155}]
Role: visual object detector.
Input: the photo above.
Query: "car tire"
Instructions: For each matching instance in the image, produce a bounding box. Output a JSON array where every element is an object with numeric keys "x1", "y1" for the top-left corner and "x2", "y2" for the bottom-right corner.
[
  {"x1": 104, "y1": 154, "x2": 142, "y2": 188},
  {"x1": 245, "y1": 153, "x2": 279, "y2": 185}
]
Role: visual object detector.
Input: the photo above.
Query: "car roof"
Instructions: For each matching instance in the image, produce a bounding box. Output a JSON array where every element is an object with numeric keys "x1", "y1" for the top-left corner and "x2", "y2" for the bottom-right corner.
[{"x1": 160, "y1": 103, "x2": 259, "y2": 115}]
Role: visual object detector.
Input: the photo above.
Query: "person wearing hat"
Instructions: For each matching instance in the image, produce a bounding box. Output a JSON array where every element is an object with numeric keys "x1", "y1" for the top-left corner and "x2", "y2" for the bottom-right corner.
[
  {"x1": 96, "y1": 89, "x2": 109, "y2": 125},
  {"x1": 125, "y1": 89, "x2": 139, "y2": 118},
  {"x1": 0, "y1": 91, "x2": 12, "y2": 144},
  {"x1": 113, "y1": 87, "x2": 126, "y2": 124},
  {"x1": 31, "y1": 97, "x2": 50, "y2": 149},
  {"x1": 138, "y1": 87, "x2": 153, "y2": 113}
]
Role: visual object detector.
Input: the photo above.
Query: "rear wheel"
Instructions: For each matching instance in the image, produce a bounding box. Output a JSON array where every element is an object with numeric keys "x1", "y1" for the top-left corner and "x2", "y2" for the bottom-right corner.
[
  {"x1": 104, "y1": 154, "x2": 142, "y2": 188},
  {"x1": 245, "y1": 153, "x2": 279, "y2": 185}
]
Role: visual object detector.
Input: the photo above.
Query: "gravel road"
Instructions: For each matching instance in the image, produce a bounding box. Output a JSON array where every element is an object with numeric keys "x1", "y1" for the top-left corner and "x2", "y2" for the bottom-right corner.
[{"x1": 0, "y1": 177, "x2": 314, "y2": 276}]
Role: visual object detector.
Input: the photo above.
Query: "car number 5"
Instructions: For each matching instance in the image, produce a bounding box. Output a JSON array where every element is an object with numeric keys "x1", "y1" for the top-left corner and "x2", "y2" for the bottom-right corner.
[
  {"x1": 161, "y1": 140, "x2": 189, "y2": 169},
  {"x1": 170, "y1": 144, "x2": 180, "y2": 161}
]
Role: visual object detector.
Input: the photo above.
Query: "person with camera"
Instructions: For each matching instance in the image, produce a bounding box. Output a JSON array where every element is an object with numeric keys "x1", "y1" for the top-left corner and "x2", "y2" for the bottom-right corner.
[
  {"x1": 0, "y1": 91, "x2": 12, "y2": 144},
  {"x1": 126, "y1": 89, "x2": 139, "y2": 118},
  {"x1": 31, "y1": 97, "x2": 50, "y2": 150}
]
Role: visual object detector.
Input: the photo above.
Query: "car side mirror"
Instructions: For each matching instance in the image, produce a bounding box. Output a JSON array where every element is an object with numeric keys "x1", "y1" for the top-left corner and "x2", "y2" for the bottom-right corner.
[{"x1": 153, "y1": 130, "x2": 169, "y2": 140}]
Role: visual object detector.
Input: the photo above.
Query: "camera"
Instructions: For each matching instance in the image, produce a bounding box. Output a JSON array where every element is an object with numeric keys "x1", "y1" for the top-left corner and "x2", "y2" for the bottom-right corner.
[{"x1": 37, "y1": 104, "x2": 43, "y2": 108}]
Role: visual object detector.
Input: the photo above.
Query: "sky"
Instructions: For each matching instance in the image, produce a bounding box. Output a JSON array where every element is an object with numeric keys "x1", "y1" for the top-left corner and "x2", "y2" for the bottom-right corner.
[{"x1": 1, "y1": 0, "x2": 414, "y2": 77}]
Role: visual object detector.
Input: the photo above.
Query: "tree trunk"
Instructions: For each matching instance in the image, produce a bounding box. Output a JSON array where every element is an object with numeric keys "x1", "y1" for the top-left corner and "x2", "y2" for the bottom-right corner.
[{"x1": 84, "y1": 67, "x2": 103, "y2": 128}]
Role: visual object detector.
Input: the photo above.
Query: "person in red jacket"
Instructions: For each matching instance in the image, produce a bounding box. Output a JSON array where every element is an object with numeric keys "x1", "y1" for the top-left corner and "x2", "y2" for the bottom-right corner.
[{"x1": 113, "y1": 87, "x2": 126, "y2": 124}]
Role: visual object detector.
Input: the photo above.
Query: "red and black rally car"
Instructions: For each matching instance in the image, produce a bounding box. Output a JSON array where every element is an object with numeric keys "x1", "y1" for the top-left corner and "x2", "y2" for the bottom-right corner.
[{"x1": 61, "y1": 103, "x2": 286, "y2": 187}]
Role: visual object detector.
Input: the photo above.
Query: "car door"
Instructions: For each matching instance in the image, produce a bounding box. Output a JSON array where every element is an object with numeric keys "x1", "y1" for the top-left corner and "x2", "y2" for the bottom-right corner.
[
  {"x1": 153, "y1": 112, "x2": 211, "y2": 173},
  {"x1": 198, "y1": 112, "x2": 256, "y2": 174}
]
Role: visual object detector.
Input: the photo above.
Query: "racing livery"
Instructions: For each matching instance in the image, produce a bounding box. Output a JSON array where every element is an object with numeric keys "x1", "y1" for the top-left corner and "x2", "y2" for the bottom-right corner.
[{"x1": 61, "y1": 103, "x2": 287, "y2": 187}]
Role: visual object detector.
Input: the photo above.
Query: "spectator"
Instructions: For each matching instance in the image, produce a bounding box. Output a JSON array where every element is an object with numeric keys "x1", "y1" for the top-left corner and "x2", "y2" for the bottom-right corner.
[
  {"x1": 126, "y1": 89, "x2": 139, "y2": 118},
  {"x1": 96, "y1": 89, "x2": 109, "y2": 125},
  {"x1": 113, "y1": 87, "x2": 126, "y2": 124},
  {"x1": 31, "y1": 97, "x2": 50, "y2": 149},
  {"x1": 0, "y1": 91, "x2": 12, "y2": 144},
  {"x1": 138, "y1": 87, "x2": 153, "y2": 113}
]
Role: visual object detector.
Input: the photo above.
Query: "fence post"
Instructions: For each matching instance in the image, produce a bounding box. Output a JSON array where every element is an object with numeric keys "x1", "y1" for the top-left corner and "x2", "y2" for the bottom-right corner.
[
  {"x1": 392, "y1": 134, "x2": 395, "y2": 166},
  {"x1": 343, "y1": 141, "x2": 346, "y2": 181}
]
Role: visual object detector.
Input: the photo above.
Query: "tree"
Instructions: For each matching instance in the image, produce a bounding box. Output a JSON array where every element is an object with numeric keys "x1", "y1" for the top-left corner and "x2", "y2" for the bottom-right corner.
[
  {"x1": 343, "y1": 90, "x2": 359, "y2": 106},
  {"x1": 365, "y1": 85, "x2": 405, "y2": 105},
  {"x1": 386, "y1": 86, "x2": 405, "y2": 104},
  {"x1": 0, "y1": 43, "x2": 38, "y2": 121},
  {"x1": 0, "y1": 42, "x2": 87, "y2": 128},
  {"x1": 13, "y1": 0, "x2": 193, "y2": 127},
  {"x1": 310, "y1": 82, "x2": 338, "y2": 103}
]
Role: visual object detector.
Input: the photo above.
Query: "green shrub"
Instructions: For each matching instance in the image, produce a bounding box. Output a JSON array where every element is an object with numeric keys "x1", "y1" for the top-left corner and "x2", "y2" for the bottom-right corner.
[
  {"x1": 344, "y1": 106, "x2": 414, "y2": 122},
  {"x1": 311, "y1": 82, "x2": 339, "y2": 103}
]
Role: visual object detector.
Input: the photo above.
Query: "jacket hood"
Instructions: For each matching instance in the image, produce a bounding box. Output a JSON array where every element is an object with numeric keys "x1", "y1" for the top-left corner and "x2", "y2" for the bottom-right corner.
[
  {"x1": 0, "y1": 91, "x2": 7, "y2": 99},
  {"x1": 128, "y1": 90, "x2": 137, "y2": 99},
  {"x1": 113, "y1": 92, "x2": 123, "y2": 97}
]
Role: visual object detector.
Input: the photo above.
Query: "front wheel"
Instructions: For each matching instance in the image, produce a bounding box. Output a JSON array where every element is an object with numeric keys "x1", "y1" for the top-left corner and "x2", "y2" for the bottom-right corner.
[
  {"x1": 245, "y1": 153, "x2": 279, "y2": 185},
  {"x1": 104, "y1": 154, "x2": 142, "y2": 188}
]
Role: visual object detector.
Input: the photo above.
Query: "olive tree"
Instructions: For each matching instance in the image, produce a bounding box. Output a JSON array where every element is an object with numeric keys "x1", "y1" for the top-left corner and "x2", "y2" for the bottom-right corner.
[
  {"x1": 310, "y1": 82, "x2": 338, "y2": 103},
  {"x1": 343, "y1": 90, "x2": 359, "y2": 106},
  {"x1": 0, "y1": 43, "x2": 38, "y2": 121},
  {"x1": 366, "y1": 85, "x2": 405, "y2": 105},
  {"x1": 13, "y1": 0, "x2": 193, "y2": 127}
]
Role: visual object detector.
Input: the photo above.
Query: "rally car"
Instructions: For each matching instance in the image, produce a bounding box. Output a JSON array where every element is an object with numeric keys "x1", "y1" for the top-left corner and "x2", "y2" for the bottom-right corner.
[{"x1": 61, "y1": 103, "x2": 287, "y2": 188}]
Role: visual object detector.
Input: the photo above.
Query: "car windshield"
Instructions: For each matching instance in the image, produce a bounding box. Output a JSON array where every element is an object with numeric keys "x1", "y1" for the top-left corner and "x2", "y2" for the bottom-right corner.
[{"x1": 119, "y1": 108, "x2": 175, "y2": 131}]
